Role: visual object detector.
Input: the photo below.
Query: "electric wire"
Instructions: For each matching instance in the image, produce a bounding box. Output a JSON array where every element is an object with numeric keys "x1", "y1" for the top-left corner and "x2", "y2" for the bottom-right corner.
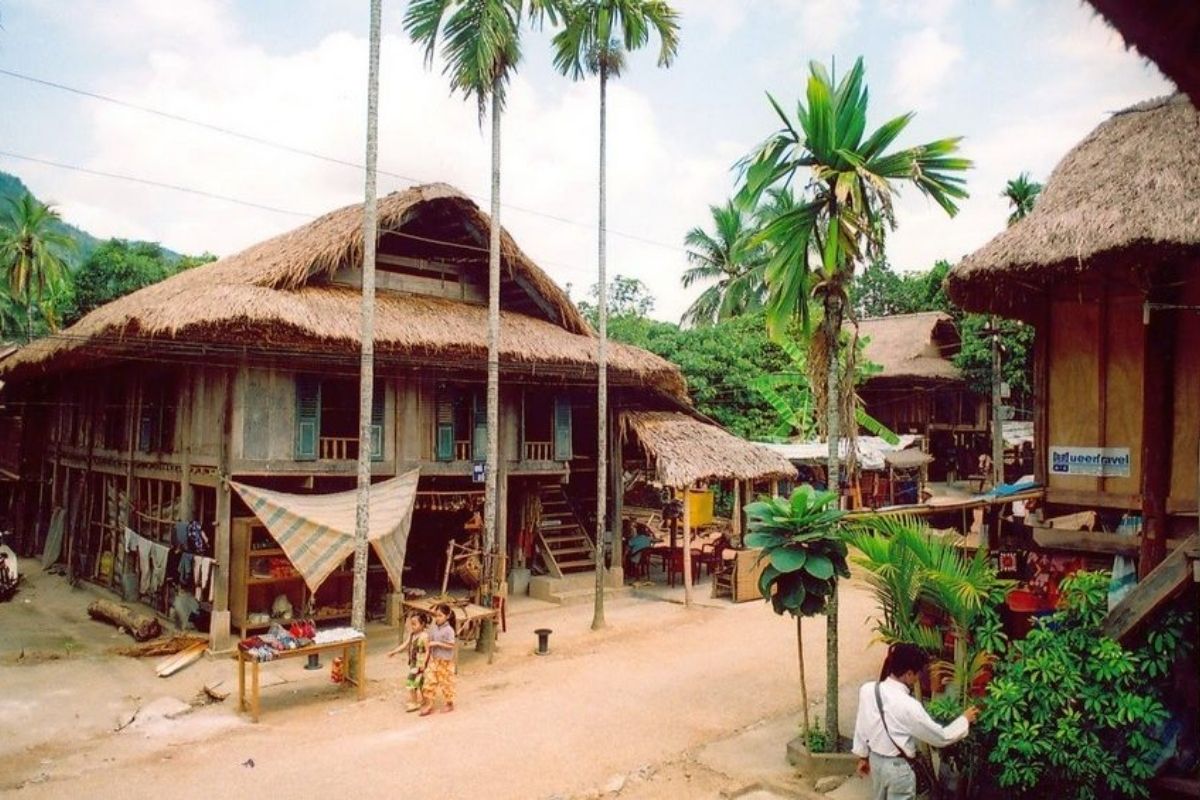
[{"x1": 0, "y1": 66, "x2": 690, "y2": 255}]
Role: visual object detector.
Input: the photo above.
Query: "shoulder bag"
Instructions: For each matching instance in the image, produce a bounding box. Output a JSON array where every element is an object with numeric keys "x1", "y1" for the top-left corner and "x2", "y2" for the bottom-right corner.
[{"x1": 873, "y1": 681, "x2": 941, "y2": 800}]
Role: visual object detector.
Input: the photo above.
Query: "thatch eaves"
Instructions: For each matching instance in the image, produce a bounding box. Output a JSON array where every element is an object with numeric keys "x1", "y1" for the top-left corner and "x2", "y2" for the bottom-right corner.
[
  {"x1": 620, "y1": 410, "x2": 798, "y2": 486},
  {"x1": 947, "y1": 94, "x2": 1200, "y2": 316},
  {"x1": 857, "y1": 312, "x2": 962, "y2": 384}
]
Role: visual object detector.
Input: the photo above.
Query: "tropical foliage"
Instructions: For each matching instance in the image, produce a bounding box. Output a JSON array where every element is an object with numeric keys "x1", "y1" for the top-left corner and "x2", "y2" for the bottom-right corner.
[
  {"x1": 847, "y1": 515, "x2": 1011, "y2": 704},
  {"x1": 1001, "y1": 171, "x2": 1042, "y2": 226},
  {"x1": 681, "y1": 201, "x2": 766, "y2": 327},
  {"x1": 746, "y1": 484, "x2": 850, "y2": 736},
  {"x1": 737, "y1": 56, "x2": 970, "y2": 742},
  {"x1": 976, "y1": 571, "x2": 1188, "y2": 799},
  {"x1": 0, "y1": 193, "x2": 76, "y2": 340}
]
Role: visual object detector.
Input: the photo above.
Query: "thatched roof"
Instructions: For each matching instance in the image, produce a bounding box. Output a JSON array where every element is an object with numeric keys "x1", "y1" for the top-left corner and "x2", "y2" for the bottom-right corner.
[
  {"x1": 0, "y1": 184, "x2": 686, "y2": 399},
  {"x1": 857, "y1": 312, "x2": 962, "y2": 383},
  {"x1": 948, "y1": 94, "x2": 1200, "y2": 315},
  {"x1": 620, "y1": 410, "x2": 797, "y2": 486},
  {"x1": 1086, "y1": 1, "x2": 1200, "y2": 106}
]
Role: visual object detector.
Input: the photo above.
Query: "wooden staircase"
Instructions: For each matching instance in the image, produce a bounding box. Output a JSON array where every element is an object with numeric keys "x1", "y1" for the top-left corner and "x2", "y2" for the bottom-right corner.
[{"x1": 536, "y1": 483, "x2": 595, "y2": 578}]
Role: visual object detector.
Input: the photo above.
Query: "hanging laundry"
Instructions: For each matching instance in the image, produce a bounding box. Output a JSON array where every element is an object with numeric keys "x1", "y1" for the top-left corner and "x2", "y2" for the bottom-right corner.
[
  {"x1": 194, "y1": 555, "x2": 214, "y2": 601},
  {"x1": 137, "y1": 537, "x2": 154, "y2": 594},
  {"x1": 123, "y1": 527, "x2": 139, "y2": 554},
  {"x1": 187, "y1": 521, "x2": 209, "y2": 555},
  {"x1": 148, "y1": 542, "x2": 169, "y2": 593},
  {"x1": 178, "y1": 552, "x2": 194, "y2": 587}
]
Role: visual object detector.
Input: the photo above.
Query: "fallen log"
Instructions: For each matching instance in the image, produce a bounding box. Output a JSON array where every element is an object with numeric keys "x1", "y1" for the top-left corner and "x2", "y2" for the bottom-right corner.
[{"x1": 87, "y1": 599, "x2": 161, "y2": 642}]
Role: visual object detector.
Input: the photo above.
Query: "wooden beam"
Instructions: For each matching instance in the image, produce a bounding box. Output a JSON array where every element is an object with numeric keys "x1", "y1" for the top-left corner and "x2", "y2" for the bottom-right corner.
[
  {"x1": 681, "y1": 485, "x2": 693, "y2": 607},
  {"x1": 1102, "y1": 533, "x2": 1198, "y2": 642},
  {"x1": 511, "y1": 273, "x2": 561, "y2": 326},
  {"x1": 1033, "y1": 297, "x2": 1050, "y2": 493},
  {"x1": 1140, "y1": 286, "x2": 1176, "y2": 576},
  {"x1": 1045, "y1": 488, "x2": 1141, "y2": 510}
]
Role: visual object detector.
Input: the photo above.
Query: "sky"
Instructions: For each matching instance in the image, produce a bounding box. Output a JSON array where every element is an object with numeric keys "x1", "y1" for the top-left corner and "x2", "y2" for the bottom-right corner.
[{"x1": 0, "y1": 0, "x2": 1174, "y2": 323}]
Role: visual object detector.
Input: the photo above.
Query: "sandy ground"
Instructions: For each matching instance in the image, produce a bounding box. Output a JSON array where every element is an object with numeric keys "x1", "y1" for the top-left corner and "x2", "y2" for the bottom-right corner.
[{"x1": 0, "y1": 559, "x2": 883, "y2": 800}]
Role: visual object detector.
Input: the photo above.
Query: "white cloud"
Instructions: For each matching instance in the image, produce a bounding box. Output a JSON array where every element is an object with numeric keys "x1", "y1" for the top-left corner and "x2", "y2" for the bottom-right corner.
[
  {"x1": 880, "y1": 0, "x2": 958, "y2": 25},
  {"x1": 22, "y1": 0, "x2": 238, "y2": 50},
  {"x1": 780, "y1": 0, "x2": 864, "y2": 53},
  {"x1": 889, "y1": 27, "x2": 963, "y2": 112}
]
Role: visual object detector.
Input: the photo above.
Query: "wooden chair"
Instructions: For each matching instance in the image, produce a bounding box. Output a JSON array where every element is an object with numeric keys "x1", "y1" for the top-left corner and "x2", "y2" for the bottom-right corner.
[
  {"x1": 698, "y1": 535, "x2": 731, "y2": 578},
  {"x1": 711, "y1": 555, "x2": 734, "y2": 599}
]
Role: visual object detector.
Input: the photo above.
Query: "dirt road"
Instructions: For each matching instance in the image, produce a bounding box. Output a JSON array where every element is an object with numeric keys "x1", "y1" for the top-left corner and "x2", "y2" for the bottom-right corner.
[{"x1": 1, "y1": 567, "x2": 883, "y2": 800}]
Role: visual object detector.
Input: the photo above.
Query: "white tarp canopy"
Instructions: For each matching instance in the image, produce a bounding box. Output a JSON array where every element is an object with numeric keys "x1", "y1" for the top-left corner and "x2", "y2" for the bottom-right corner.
[
  {"x1": 231, "y1": 469, "x2": 419, "y2": 592},
  {"x1": 756, "y1": 435, "x2": 923, "y2": 472}
]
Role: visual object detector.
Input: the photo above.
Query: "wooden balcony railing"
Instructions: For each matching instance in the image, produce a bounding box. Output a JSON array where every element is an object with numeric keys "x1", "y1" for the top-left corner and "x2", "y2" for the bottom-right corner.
[
  {"x1": 454, "y1": 441, "x2": 472, "y2": 461},
  {"x1": 320, "y1": 436, "x2": 358, "y2": 460},
  {"x1": 524, "y1": 441, "x2": 554, "y2": 461}
]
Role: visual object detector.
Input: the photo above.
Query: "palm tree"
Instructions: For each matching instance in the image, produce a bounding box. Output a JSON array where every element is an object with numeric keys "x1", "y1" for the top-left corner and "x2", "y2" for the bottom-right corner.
[
  {"x1": 1001, "y1": 172, "x2": 1042, "y2": 226},
  {"x1": 0, "y1": 193, "x2": 75, "y2": 342},
  {"x1": 405, "y1": 0, "x2": 563, "y2": 648},
  {"x1": 350, "y1": 0, "x2": 383, "y2": 636},
  {"x1": 737, "y1": 57, "x2": 970, "y2": 743},
  {"x1": 681, "y1": 201, "x2": 767, "y2": 327},
  {"x1": 551, "y1": 0, "x2": 678, "y2": 626}
]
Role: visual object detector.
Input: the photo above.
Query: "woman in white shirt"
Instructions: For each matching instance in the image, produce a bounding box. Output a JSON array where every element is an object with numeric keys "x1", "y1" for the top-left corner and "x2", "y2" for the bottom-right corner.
[{"x1": 851, "y1": 643, "x2": 979, "y2": 800}]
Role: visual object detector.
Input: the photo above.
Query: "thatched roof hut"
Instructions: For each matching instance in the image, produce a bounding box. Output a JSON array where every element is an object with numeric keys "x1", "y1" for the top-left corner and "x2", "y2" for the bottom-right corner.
[
  {"x1": 0, "y1": 184, "x2": 687, "y2": 400},
  {"x1": 947, "y1": 94, "x2": 1200, "y2": 318},
  {"x1": 857, "y1": 312, "x2": 962, "y2": 384},
  {"x1": 620, "y1": 410, "x2": 797, "y2": 486},
  {"x1": 1085, "y1": 1, "x2": 1200, "y2": 106}
]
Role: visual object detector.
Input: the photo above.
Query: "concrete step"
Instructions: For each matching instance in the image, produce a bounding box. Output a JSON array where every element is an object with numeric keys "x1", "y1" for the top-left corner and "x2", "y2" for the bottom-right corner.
[{"x1": 528, "y1": 573, "x2": 631, "y2": 605}]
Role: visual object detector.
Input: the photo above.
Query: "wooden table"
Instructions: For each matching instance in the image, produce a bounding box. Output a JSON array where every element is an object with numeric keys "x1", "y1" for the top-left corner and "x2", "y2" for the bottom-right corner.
[{"x1": 236, "y1": 637, "x2": 366, "y2": 723}]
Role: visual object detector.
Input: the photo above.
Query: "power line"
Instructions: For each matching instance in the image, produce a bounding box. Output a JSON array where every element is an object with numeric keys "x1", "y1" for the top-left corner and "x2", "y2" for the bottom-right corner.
[
  {"x1": 0, "y1": 150, "x2": 313, "y2": 219},
  {"x1": 0, "y1": 66, "x2": 690, "y2": 256},
  {"x1": 0, "y1": 148, "x2": 596, "y2": 277}
]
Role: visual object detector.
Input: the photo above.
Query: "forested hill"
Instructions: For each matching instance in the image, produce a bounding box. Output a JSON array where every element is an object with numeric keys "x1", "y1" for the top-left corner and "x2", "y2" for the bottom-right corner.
[{"x1": 0, "y1": 170, "x2": 180, "y2": 267}]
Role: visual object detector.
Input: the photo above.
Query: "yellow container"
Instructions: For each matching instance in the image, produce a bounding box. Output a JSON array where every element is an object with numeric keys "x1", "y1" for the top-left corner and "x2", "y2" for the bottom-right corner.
[{"x1": 686, "y1": 488, "x2": 714, "y2": 527}]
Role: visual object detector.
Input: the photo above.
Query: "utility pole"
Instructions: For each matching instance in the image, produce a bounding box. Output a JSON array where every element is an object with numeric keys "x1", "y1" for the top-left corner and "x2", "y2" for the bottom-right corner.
[
  {"x1": 352, "y1": 0, "x2": 382, "y2": 633},
  {"x1": 990, "y1": 316, "x2": 1005, "y2": 489}
]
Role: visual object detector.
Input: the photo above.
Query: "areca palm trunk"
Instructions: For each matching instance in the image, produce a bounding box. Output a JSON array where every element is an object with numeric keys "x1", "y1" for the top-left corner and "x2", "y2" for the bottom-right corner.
[
  {"x1": 352, "y1": 0, "x2": 382, "y2": 634},
  {"x1": 797, "y1": 616, "x2": 810, "y2": 735},
  {"x1": 824, "y1": 292, "x2": 843, "y2": 746},
  {"x1": 592, "y1": 64, "x2": 608, "y2": 630},
  {"x1": 481, "y1": 77, "x2": 502, "y2": 654}
]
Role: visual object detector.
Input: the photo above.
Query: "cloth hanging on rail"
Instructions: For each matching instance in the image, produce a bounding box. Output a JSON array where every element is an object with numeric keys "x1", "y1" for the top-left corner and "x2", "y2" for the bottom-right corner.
[{"x1": 231, "y1": 469, "x2": 420, "y2": 593}]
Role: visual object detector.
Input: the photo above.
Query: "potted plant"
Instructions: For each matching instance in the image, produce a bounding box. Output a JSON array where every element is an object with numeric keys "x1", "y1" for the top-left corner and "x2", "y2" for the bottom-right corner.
[{"x1": 745, "y1": 485, "x2": 857, "y2": 781}]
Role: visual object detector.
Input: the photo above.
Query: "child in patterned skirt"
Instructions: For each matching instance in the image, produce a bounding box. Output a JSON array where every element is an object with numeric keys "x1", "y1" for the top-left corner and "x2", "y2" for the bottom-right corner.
[
  {"x1": 388, "y1": 612, "x2": 430, "y2": 712},
  {"x1": 420, "y1": 603, "x2": 457, "y2": 715}
]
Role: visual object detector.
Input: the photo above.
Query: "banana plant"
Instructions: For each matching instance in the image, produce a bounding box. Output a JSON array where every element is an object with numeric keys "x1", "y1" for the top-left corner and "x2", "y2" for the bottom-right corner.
[{"x1": 750, "y1": 335, "x2": 899, "y2": 444}]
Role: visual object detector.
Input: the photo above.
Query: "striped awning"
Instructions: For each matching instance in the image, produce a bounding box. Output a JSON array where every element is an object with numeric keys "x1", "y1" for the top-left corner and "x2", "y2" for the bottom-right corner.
[{"x1": 231, "y1": 469, "x2": 419, "y2": 592}]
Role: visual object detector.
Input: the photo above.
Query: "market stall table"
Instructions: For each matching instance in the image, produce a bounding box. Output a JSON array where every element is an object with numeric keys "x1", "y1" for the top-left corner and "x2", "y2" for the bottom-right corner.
[{"x1": 237, "y1": 636, "x2": 366, "y2": 723}]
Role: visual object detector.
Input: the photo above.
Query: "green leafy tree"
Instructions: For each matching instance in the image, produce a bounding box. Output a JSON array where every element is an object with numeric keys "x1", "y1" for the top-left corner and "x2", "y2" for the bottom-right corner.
[
  {"x1": 977, "y1": 571, "x2": 1187, "y2": 799},
  {"x1": 405, "y1": 0, "x2": 563, "y2": 640},
  {"x1": 738, "y1": 57, "x2": 970, "y2": 742},
  {"x1": 680, "y1": 200, "x2": 766, "y2": 327},
  {"x1": 0, "y1": 192, "x2": 76, "y2": 341},
  {"x1": 1001, "y1": 172, "x2": 1042, "y2": 226},
  {"x1": 745, "y1": 485, "x2": 850, "y2": 738}
]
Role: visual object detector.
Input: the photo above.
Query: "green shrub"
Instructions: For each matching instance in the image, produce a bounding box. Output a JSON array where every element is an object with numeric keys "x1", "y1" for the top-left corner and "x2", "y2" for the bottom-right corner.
[{"x1": 977, "y1": 571, "x2": 1172, "y2": 799}]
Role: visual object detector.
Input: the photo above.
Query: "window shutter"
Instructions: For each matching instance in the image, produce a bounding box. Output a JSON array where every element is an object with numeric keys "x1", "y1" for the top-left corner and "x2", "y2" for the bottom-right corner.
[
  {"x1": 370, "y1": 379, "x2": 385, "y2": 460},
  {"x1": 295, "y1": 376, "x2": 321, "y2": 461},
  {"x1": 435, "y1": 390, "x2": 455, "y2": 462},
  {"x1": 472, "y1": 391, "x2": 487, "y2": 462},
  {"x1": 138, "y1": 403, "x2": 155, "y2": 453},
  {"x1": 553, "y1": 397, "x2": 573, "y2": 461}
]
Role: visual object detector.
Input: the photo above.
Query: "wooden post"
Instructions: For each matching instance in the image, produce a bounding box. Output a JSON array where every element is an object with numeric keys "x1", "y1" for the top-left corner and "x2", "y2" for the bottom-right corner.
[
  {"x1": 1140, "y1": 291, "x2": 1175, "y2": 577},
  {"x1": 609, "y1": 406, "x2": 624, "y2": 585},
  {"x1": 210, "y1": 369, "x2": 235, "y2": 651},
  {"x1": 731, "y1": 480, "x2": 743, "y2": 543},
  {"x1": 179, "y1": 378, "x2": 194, "y2": 522},
  {"x1": 769, "y1": 478, "x2": 779, "y2": 499},
  {"x1": 681, "y1": 484, "x2": 693, "y2": 607}
]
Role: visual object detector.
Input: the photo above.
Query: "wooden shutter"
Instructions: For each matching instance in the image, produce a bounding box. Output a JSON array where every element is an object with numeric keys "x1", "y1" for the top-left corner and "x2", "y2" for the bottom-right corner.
[
  {"x1": 370, "y1": 379, "x2": 385, "y2": 460},
  {"x1": 472, "y1": 391, "x2": 487, "y2": 462},
  {"x1": 554, "y1": 396, "x2": 573, "y2": 461},
  {"x1": 435, "y1": 389, "x2": 455, "y2": 462},
  {"x1": 294, "y1": 376, "x2": 321, "y2": 461}
]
